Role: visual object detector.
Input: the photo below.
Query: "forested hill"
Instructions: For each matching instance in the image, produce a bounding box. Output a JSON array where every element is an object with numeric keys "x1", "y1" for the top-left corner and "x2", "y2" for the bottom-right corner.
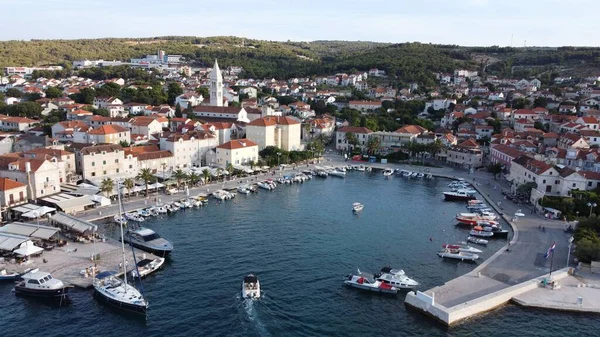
[{"x1": 1, "y1": 36, "x2": 600, "y2": 82}]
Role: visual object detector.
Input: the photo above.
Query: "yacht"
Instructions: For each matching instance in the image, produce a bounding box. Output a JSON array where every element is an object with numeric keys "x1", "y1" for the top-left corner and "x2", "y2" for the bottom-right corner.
[
  {"x1": 131, "y1": 257, "x2": 165, "y2": 279},
  {"x1": 383, "y1": 169, "x2": 394, "y2": 177},
  {"x1": 373, "y1": 267, "x2": 418, "y2": 289},
  {"x1": 437, "y1": 248, "x2": 479, "y2": 261},
  {"x1": 242, "y1": 274, "x2": 261, "y2": 299},
  {"x1": 14, "y1": 269, "x2": 70, "y2": 298},
  {"x1": 344, "y1": 269, "x2": 398, "y2": 294},
  {"x1": 122, "y1": 227, "x2": 174, "y2": 257},
  {"x1": 443, "y1": 190, "x2": 477, "y2": 201},
  {"x1": 469, "y1": 228, "x2": 494, "y2": 238},
  {"x1": 94, "y1": 181, "x2": 149, "y2": 315},
  {"x1": 352, "y1": 202, "x2": 364, "y2": 213}
]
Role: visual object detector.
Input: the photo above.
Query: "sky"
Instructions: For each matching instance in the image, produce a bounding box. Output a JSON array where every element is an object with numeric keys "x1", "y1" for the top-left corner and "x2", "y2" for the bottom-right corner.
[{"x1": 1, "y1": 0, "x2": 598, "y2": 46}]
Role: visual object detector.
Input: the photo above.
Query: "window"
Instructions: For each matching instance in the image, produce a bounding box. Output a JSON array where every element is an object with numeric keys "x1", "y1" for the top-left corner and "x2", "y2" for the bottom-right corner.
[
  {"x1": 92, "y1": 162, "x2": 95, "y2": 166},
  {"x1": 9, "y1": 194, "x2": 14, "y2": 204},
  {"x1": 103, "y1": 170, "x2": 107, "y2": 175},
  {"x1": 588, "y1": 182, "x2": 592, "y2": 187},
  {"x1": 543, "y1": 180, "x2": 546, "y2": 184},
  {"x1": 573, "y1": 183, "x2": 576, "y2": 187},
  {"x1": 116, "y1": 169, "x2": 120, "y2": 173},
  {"x1": 103, "y1": 160, "x2": 106, "y2": 165},
  {"x1": 115, "y1": 159, "x2": 119, "y2": 163},
  {"x1": 555, "y1": 180, "x2": 559, "y2": 185},
  {"x1": 91, "y1": 172, "x2": 96, "y2": 177}
]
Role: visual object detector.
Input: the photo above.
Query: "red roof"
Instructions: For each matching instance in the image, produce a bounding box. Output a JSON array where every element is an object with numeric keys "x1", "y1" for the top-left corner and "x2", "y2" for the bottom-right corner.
[
  {"x1": 88, "y1": 125, "x2": 129, "y2": 135},
  {"x1": 338, "y1": 126, "x2": 373, "y2": 134},
  {"x1": 395, "y1": 125, "x2": 428, "y2": 134},
  {"x1": 0, "y1": 177, "x2": 26, "y2": 191},
  {"x1": 217, "y1": 139, "x2": 258, "y2": 150}
]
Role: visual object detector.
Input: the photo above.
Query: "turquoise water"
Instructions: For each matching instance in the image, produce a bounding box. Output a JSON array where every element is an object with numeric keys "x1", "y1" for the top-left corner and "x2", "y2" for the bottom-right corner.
[{"x1": 0, "y1": 172, "x2": 596, "y2": 336}]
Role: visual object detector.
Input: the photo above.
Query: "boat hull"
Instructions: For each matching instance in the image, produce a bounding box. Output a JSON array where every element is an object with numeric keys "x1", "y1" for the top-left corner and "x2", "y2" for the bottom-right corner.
[
  {"x1": 94, "y1": 289, "x2": 147, "y2": 314},
  {"x1": 122, "y1": 239, "x2": 172, "y2": 257},
  {"x1": 344, "y1": 281, "x2": 397, "y2": 294},
  {"x1": 14, "y1": 285, "x2": 69, "y2": 298},
  {"x1": 444, "y1": 193, "x2": 476, "y2": 201}
]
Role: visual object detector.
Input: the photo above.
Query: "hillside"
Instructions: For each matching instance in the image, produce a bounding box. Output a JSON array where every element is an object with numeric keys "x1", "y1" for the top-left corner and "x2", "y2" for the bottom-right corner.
[{"x1": 1, "y1": 37, "x2": 599, "y2": 82}]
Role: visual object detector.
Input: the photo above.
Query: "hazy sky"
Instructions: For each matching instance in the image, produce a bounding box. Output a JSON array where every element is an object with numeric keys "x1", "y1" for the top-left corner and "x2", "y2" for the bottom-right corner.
[{"x1": 1, "y1": 0, "x2": 598, "y2": 46}]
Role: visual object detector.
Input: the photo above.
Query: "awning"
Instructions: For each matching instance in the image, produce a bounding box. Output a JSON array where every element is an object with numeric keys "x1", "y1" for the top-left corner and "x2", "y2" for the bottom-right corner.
[
  {"x1": 41, "y1": 194, "x2": 95, "y2": 213},
  {"x1": 50, "y1": 213, "x2": 97, "y2": 234},
  {"x1": 11, "y1": 204, "x2": 43, "y2": 214},
  {"x1": 90, "y1": 195, "x2": 111, "y2": 207},
  {"x1": 0, "y1": 233, "x2": 30, "y2": 251},
  {"x1": 21, "y1": 206, "x2": 56, "y2": 218},
  {"x1": 14, "y1": 242, "x2": 43, "y2": 257},
  {"x1": 0, "y1": 223, "x2": 59, "y2": 240}
]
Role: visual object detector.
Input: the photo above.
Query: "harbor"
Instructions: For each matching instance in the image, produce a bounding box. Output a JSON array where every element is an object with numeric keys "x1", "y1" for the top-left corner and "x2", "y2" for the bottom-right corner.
[{"x1": 1, "y1": 157, "x2": 599, "y2": 335}]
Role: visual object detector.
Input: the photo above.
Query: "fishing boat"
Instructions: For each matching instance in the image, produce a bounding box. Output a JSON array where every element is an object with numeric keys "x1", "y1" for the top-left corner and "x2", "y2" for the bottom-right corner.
[
  {"x1": 373, "y1": 267, "x2": 418, "y2": 289},
  {"x1": 0, "y1": 268, "x2": 20, "y2": 281},
  {"x1": 352, "y1": 202, "x2": 364, "y2": 213},
  {"x1": 122, "y1": 227, "x2": 174, "y2": 257},
  {"x1": 344, "y1": 269, "x2": 398, "y2": 295},
  {"x1": 137, "y1": 209, "x2": 150, "y2": 217},
  {"x1": 113, "y1": 215, "x2": 127, "y2": 226},
  {"x1": 94, "y1": 181, "x2": 149, "y2": 315},
  {"x1": 189, "y1": 198, "x2": 202, "y2": 207},
  {"x1": 443, "y1": 190, "x2": 477, "y2": 201},
  {"x1": 241, "y1": 274, "x2": 261, "y2": 299},
  {"x1": 179, "y1": 199, "x2": 192, "y2": 209},
  {"x1": 131, "y1": 257, "x2": 165, "y2": 279},
  {"x1": 467, "y1": 236, "x2": 488, "y2": 245},
  {"x1": 437, "y1": 248, "x2": 479, "y2": 261},
  {"x1": 166, "y1": 203, "x2": 178, "y2": 213},
  {"x1": 383, "y1": 169, "x2": 394, "y2": 177},
  {"x1": 410, "y1": 172, "x2": 419, "y2": 178},
  {"x1": 14, "y1": 269, "x2": 71, "y2": 298},
  {"x1": 442, "y1": 244, "x2": 482, "y2": 254}
]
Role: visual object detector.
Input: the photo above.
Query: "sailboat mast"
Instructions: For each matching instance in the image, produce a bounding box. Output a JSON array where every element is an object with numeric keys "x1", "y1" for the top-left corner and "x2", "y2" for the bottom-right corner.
[{"x1": 117, "y1": 180, "x2": 128, "y2": 289}]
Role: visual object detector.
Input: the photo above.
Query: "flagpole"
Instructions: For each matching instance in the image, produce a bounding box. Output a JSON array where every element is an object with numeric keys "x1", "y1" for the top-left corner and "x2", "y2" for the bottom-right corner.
[{"x1": 549, "y1": 249, "x2": 555, "y2": 279}]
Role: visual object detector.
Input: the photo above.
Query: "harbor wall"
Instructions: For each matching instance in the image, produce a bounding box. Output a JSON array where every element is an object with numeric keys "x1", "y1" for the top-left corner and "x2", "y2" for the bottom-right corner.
[{"x1": 405, "y1": 268, "x2": 570, "y2": 326}]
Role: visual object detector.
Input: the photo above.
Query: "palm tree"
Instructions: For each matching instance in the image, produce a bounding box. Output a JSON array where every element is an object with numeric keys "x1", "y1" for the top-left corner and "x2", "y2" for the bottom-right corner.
[
  {"x1": 226, "y1": 163, "x2": 235, "y2": 181},
  {"x1": 100, "y1": 178, "x2": 114, "y2": 197},
  {"x1": 249, "y1": 160, "x2": 256, "y2": 170},
  {"x1": 188, "y1": 172, "x2": 201, "y2": 186},
  {"x1": 201, "y1": 168, "x2": 211, "y2": 185},
  {"x1": 344, "y1": 132, "x2": 360, "y2": 152},
  {"x1": 216, "y1": 167, "x2": 224, "y2": 182},
  {"x1": 136, "y1": 168, "x2": 155, "y2": 197},
  {"x1": 123, "y1": 177, "x2": 135, "y2": 199},
  {"x1": 173, "y1": 169, "x2": 188, "y2": 190},
  {"x1": 366, "y1": 136, "x2": 381, "y2": 155},
  {"x1": 428, "y1": 138, "x2": 444, "y2": 160}
]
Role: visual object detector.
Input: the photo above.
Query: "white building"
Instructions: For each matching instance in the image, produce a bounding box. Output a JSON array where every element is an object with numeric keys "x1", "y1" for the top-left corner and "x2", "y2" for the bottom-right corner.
[
  {"x1": 163, "y1": 132, "x2": 218, "y2": 168},
  {"x1": 210, "y1": 59, "x2": 223, "y2": 107},
  {"x1": 215, "y1": 139, "x2": 259, "y2": 166},
  {"x1": 335, "y1": 126, "x2": 373, "y2": 151},
  {"x1": 245, "y1": 116, "x2": 302, "y2": 151}
]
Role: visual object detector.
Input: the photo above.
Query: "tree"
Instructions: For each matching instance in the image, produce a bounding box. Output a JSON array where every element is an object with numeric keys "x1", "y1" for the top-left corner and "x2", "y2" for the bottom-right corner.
[
  {"x1": 344, "y1": 132, "x2": 360, "y2": 151},
  {"x1": 167, "y1": 82, "x2": 184, "y2": 105},
  {"x1": 216, "y1": 167, "x2": 224, "y2": 181},
  {"x1": 428, "y1": 138, "x2": 444, "y2": 159},
  {"x1": 201, "y1": 168, "x2": 211, "y2": 185},
  {"x1": 487, "y1": 163, "x2": 503, "y2": 179},
  {"x1": 188, "y1": 172, "x2": 201, "y2": 186},
  {"x1": 533, "y1": 97, "x2": 548, "y2": 108},
  {"x1": 226, "y1": 163, "x2": 235, "y2": 180},
  {"x1": 100, "y1": 178, "x2": 114, "y2": 197},
  {"x1": 96, "y1": 82, "x2": 121, "y2": 98},
  {"x1": 175, "y1": 103, "x2": 183, "y2": 118},
  {"x1": 70, "y1": 87, "x2": 96, "y2": 104},
  {"x1": 517, "y1": 182, "x2": 537, "y2": 197},
  {"x1": 5, "y1": 88, "x2": 22, "y2": 98},
  {"x1": 173, "y1": 169, "x2": 188, "y2": 190},
  {"x1": 196, "y1": 87, "x2": 209, "y2": 98},
  {"x1": 119, "y1": 140, "x2": 130, "y2": 148},
  {"x1": 4, "y1": 102, "x2": 43, "y2": 118},
  {"x1": 96, "y1": 108, "x2": 110, "y2": 117},
  {"x1": 123, "y1": 178, "x2": 135, "y2": 199},
  {"x1": 45, "y1": 87, "x2": 63, "y2": 99},
  {"x1": 137, "y1": 168, "x2": 155, "y2": 196},
  {"x1": 366, "y1": 136, "x2": 381, "y2": 155}
]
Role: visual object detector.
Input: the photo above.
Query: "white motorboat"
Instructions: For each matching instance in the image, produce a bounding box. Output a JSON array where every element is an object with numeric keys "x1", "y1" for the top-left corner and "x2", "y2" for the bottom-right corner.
[
  {"x1": 316, "y1": 171, "x2": 328, "y2": 178},
  {"x1": 467, "y1": 236, "x2": 488, "y2": 245},
  {"x1": 416, "y1": 172, "x2": 425, "y2": 179},
  {"x1": 242, "y1": 274, "x2": 261, "y2": 299},
  {"x1": 155, "y1": 204, "x2": 168, "y2": 214},
  {"x1": 356, "y1": 165, "x2": 366, "y2": 172},
  {"x1": 442, "y1": 243, "x2": 482, "y2": 254},
  {"x1": 237, "y1": 186, "x2": 250, "y2": 195},
  {"x1": 131, "y1": 257, "x2": 165, "y2": 279},
  {"x1": 469, "y1": 229, "x2": 494, "y2": 237},
  {"x1": 437, "y1": 248, "x2": 479, "y2": 261},
  {"x1": 410, "y1": 172, "x2": 419, "y2": 178},
  {"x1": 425, "y1": 173, "x2": 433, "y2": 179},
  {"x1": 402, "y1": 171, "x2": 412, "y2": 178},
  {"x1": 189, "y1": 198, "x2": 202, "y2": 207},
  {"x1": 374, "y1": 267, "x2": 419, "y2": 289},
  {"x1": 257, "y1": 181, "x2": 272, "y2": 190},
  {"x1": 344, "y1": 269, "x2": 398, "y2": 294},
  {"x1": 179, "y1": 199, "x2": 192, "y2": 209},
  {"x1": 383, "y1": 169, "x2": 394, "y2": 177},
  {"x1": 125, "y1": 212, "x2": 145, "y2": 222},
  {"x1": 212, "y1": 190, "x2": 229, "y2": 200},
  {"x1": 329, "y1": 169, "x2": 346, "y2": 178},
  {"x1": 443, "y1": 190, "x2": 477, "y2": 201},
  {"x1": 0, "y1": 268, "x2": 20, "y2": 281},
  {"x1": 14, "y1": 269, "x2": 71, "y2": 298},
  {"x1": 114, "y1": 215, "x2": 127, "y2": 226},
  {"x1": 352, "y1": 202, "x2": 364, "y2": 213}
]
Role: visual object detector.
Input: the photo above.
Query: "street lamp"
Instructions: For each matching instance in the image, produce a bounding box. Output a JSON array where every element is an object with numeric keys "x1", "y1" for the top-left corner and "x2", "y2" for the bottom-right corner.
[
  {"x1": 277, "y1": 152, "x2": 281, "y2": 168},
  {"x1": 588, "y1": 202, "x2": 597, "y2": 217},
  {"x1": 567, "y1": 236, "x2": 574, "y2": 268}
]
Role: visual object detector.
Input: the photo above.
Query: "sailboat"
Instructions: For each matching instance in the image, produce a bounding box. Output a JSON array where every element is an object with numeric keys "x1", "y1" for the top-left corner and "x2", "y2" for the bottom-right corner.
[{"x1": 93, "y1": 180, "x2": 149, "y2": 315}]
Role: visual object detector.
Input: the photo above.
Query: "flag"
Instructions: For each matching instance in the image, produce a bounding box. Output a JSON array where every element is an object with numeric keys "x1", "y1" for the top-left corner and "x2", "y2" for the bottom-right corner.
[{"x1": 544, "y1": 241, "x2": 556, "y2": 259}]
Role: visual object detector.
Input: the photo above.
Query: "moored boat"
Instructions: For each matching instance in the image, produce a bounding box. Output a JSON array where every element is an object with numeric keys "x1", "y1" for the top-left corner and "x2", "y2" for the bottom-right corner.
[
  {"x1": 383, "y1": 169, "x2": 394, "y2": 176},
  {"x1": 14, "y1": 269, "x2": 70, "y2": 298},
  {"x1": 93, "y1": 271, "x2": 148, "y2": 314},
  {"x1": 467, "y1": 236, "x2": 489, "y2": 245},
  {"x1": 442, "y1": 244, "x2": 482, "y2": 254},
  {"x1": 114, "y1": 215, "x2": 127, "y2": 226},
  {"x1": 456, "y1": 212, "x2": 498, "y2": 225},
  {"x1": 242, "y1": 274, "x2": 261, "y2": 299},
  {"x1": 0, "y1": 268, "x2": 20, "y2": 281},
  {"x1": 443, "y1": 190, "x2": 476, "y2": 201},
  {"x1": 469, "y1": 228, "x2": 494, "y2": 237},
  {"x1": 122, "y1": 227, "x2": 174, "y2": 257},
  {"x1": 131, "y1": 257, "x2": 165, "y2": 279},
  {"x1": 373, "y1": 267, "x2": 418, "y2": 289},
  {"x1": 328, "y1": 169, "x2": 346, "y2": 178},
  {"x1": 437, "y1": 248, "x2": 479, "y2": 261},
  {"x1": 344, "y1": 269, "x2": 398, "y2": 294}
]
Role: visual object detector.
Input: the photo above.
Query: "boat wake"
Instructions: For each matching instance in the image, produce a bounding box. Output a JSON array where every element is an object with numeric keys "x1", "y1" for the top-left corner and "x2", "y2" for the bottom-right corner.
[{"x1": 241, "y1": 298, "x2": 270, "y2": 337}]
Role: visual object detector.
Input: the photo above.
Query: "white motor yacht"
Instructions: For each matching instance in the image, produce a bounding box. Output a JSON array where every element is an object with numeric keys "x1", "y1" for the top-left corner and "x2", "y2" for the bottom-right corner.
[
  {"x1": 257, "y1": 181, "x2": 272, "y2": 190},
  {"x1": 329, "y1": 169, "x2": 346, "y2": 178},
  {"x1": 14, "y1": 269, "x2": 71, "y2": 298},
  {"x1": 373, "y1": 267, "x2": 418, "y2": 289},
  {"x1": 383, "y1": 169, "x2": 394, "y2": 176},
  {"x1": 242, "y1": 274, "x2": 261, "y2": 299},
  {"x1": 442, "y1": 243, "x2": 482, "y2": 254},
  {"x1": 437, "y1": 248, "x2": 479, "y2": 261},
  {"x1": 416, "y1": 172, "x2": 425, "y2": 179},
  {"x1": 467, "y1": 236, "x2": 488, "y2": 245},
  {"x1": 356, "y1": 165, "x2": 366, "y2": 172},
  {"x1": 402, "y1": 171, "x2": 412, "y2": 178},
  {"x1": 352, "y1": 202, "x2": 364, "y2": 212},
  {"x1": 344, "y1": 269, "x2": 398, "y2": 295}
]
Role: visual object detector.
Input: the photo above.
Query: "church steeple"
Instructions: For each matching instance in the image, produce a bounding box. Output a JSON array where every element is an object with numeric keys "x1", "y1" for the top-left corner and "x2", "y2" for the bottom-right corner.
[{"x1": 210, "y1": 59, "x2": 223, "y2": 106}]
